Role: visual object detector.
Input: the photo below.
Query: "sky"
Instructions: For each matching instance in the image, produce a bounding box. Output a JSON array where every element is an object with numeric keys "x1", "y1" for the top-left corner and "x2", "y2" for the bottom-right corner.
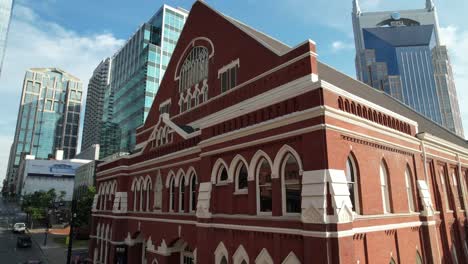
[{"x1": 0, "y1": 0, "x2": 467, "y2": 183}]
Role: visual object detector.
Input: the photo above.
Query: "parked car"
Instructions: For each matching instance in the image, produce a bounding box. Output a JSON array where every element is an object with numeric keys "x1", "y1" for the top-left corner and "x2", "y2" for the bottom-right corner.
[
  {"x1": 16, "y1": 235, "x2": 32, "y2": 248},
  {"x1": 12, "y1": 222, "x2": 26, "y2": 233}
]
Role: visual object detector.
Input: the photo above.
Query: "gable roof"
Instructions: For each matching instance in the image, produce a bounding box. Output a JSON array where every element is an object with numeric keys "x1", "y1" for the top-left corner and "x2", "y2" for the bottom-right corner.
[{"x1": 197, "y1": 1, "x2": 292, "y2": 55}]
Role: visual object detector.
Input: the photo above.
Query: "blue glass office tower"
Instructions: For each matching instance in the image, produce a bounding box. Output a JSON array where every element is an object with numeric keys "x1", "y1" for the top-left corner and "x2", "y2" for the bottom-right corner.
[
  {"x1": 0, "y1": 0, "x2": 14, "y2": 78},
  {"x1": 101, "y1": 5, "x2": 188, "y2": 156},
  {"x1": 5, "y1": 68, "x2": 83, "y2": 192},
  {"x1": 352, "y1": 0, "x2": 464, "y2": 137}
]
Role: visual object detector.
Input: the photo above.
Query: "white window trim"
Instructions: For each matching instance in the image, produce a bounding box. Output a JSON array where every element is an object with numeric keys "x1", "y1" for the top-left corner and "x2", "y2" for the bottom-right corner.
[
  {"x1": 405, "y1": 167, "x2": 415, "y2": 213},
  {"x1": 234, "y1": 161, "x2": 249, "y2": 193},
  {"x1": 189, "y1": 173, "x2": 198, "y2": 212},
  {"x1": 214, "y1": 242, "x2": 229, "y2": 264},
  {"x1": 346, "y1": 155, "x2": 360, "y2": 215},
  {"x1": 179, "y1": 177, "x2": 186, "y2": 213},
  {"x1": 256, "y1": 159, "x2": 273, "y2": 216},
  {"x1": 217, "y1": 165, "x2": 230, "y2": 185},
  {"x1": 281, "y1": 153, "x2": 301, "y2": 217},
  {"x1": 218, "y1": 58, "x2": 240, "y2": 78},
  {"x1": 380, "y1": 162, "x2": 391, "y2": 214},
  {"x1": 169, "y1": 177, "x2": 175, "y2": 212}
]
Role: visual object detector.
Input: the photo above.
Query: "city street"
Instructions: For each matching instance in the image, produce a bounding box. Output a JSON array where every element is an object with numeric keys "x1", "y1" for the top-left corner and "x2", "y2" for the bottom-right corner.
[{"x1": 0, "y1": 198, "x2": 69, "y2": 264}]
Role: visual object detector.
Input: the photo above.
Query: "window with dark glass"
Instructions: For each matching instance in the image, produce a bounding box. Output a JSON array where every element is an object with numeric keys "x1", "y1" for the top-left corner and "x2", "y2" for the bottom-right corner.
[
  {"x1": 180, "y1": 177, "x2": 185, "y2": 212},
  {"x1": 190, "y1": 174, "x2": 197, "y2": 212},
  {"x1": 345, "y1": 156, "x2": 359, "y2": 214},
  {"x1": 236, "y1": 163, "x2": 248, "y2": 191},
  {"x1": 284, "y1": 154, "x2": 301, "y2": 213},
  {"x1": 219, "y1": 166, "x2": 228, "y2": 182},
  {"x1": 170, "y1": 177, "x2": 176, "y2": 212},
  {"x1": 220, "y1": 65, "x2": 238, "y2": 93},
  {"x1": 257, "y1": 158, "x2": 272, "y2": 213}
]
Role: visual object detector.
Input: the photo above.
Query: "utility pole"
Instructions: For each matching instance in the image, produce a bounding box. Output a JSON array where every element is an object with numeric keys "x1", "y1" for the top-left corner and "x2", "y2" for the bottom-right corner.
[{"x1": 66, "y1": 199, "x2": 77, "y2": 264}]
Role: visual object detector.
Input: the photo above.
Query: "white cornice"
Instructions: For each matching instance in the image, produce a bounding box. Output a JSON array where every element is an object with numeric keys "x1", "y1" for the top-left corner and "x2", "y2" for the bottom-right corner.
[{"x1": 417, "y1": 132, "x2": 468, "y2": 157}]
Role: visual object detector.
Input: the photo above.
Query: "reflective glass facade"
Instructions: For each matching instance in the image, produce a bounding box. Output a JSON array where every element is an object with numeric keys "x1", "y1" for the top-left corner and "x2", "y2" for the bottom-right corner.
[
  {"x1": 102, "y1": 5, "x2": 187, "y2": 155},
  {"x1": 0, "y1": 0, "x2": 13, "y2": 77},
  {"x1": 353, "y1": 5, "x2": 464, "y2": 136},
  {"x1": 6, "y1": 68, "x2": 82, "y2": 188}
]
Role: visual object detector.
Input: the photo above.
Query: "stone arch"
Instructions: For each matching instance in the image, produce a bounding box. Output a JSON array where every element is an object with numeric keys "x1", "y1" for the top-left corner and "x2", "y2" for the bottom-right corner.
[
  {"x1": 230, "y1": 154, "x2": 249, "y2": 190},
  {"x1": 211, "y1": 158, "x2": 231, "y2": 183},
  {"x1": 273, "y1": 145, "x2": 303, "y2": 179},
  {"x1": 165, "y1": 170, "x2": 176, "y2": 188},
  {"x1": 281, "y1": 252, "x2": 301, "y2": 264},
  {"x1": 175, "y1": 168, "x2": 185, "y2": 187},
  {"x1": 255, "y1": 248, "x2": 273, "y2": 264},
  {"x1": 214, "y1": 241, "x2": 229, "y2": 264},
  {"x1": 233, "y1": 244, "x2": 249, "y2": 264},
  {"x1": 248, "y1": 150, "x2": 273, "y2": 181}
]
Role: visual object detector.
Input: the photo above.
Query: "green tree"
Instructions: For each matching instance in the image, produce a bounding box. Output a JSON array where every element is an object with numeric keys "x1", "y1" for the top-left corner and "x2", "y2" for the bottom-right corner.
[{"x1": 75, "y1": 186, "x2": 96, "y2": 227}]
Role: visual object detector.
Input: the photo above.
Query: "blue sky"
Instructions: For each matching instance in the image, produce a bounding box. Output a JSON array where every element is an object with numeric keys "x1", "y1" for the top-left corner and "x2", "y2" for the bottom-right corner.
[{"x1": 0, "y1": 0, "x2": 467, "y2": 182}]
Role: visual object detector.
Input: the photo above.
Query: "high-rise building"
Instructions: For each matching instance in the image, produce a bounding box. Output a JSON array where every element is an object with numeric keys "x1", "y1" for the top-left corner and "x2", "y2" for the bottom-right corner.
[
  {"x1": 5, "y1": 68, "x2": 83, "y2": 193},
  {"x1": 81, "y1": 58, "x2": 111, "y2": 151},
  {"x1": 352, "y1": 0, "x2": 464, "y2": 136},
  {"x1": 0, "y1": 0, "x2": 14, "y2": 77},
  {"x1": 101, "y1": 4, "x2": 188, "y2": 156}
]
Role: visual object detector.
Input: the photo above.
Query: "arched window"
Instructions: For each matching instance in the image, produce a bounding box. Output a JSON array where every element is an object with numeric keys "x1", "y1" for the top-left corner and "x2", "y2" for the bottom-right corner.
[
  {"x1": 218, "y1": 166, "x2": 229, "y2": 183},
  {"x1": 282, "y1": 154, "x2": 301, "y2": 214},
  {"x1": 389, "y1": 257, "x2": 396, "y2": 264},
  {"x1": 190, "y1": 173, "x2": 198, "y2": 212},
  {"x1": 169, "y1": 177, "x2": 176, "y2": 212},
  {"x1": 346, "y1": 154, "x2": 360, "y2": 214},
  {"x1": 180, "y1": 177, "x2": 186, "y2": 212},
  {"x1": 179, "y1": 46, "x2": 209, "y2": 92},
  {"x1": 380, "y1": 160, "x2": 392, "y2": 213},
  {"x1": 405, "y1": 166, "x2": 415, "y2": 212},
  {"x1": 220, "y1": 256, "x2": 228, "y2": 264},
  {"x1": 235, "y1": 162, "x2": 248, "y2": 192},
  {"x1": 257, "y1": 158, "x2": 272, "y2": 214},
  {"x1": 154, "y1": 174, "x2": 163, "y2": 210}
]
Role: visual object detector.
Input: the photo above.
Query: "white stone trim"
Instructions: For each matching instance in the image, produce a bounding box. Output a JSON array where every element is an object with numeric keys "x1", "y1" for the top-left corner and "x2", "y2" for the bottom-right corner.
[
  {"x1": 214, "y1": 241, "x2": 229, "y2": 264},
  {"x1": 233, "y1": 245, "x2": 249, "y2": 264},
  {"x1": 230, "y1": 154, "x2": 249, "y2": 193},
  {"x1": 174, "y1": 37, "x2": 215, "y2": 81},
  {"x1": 196, "y1": 182, "x2": 213, "y2": 218},
  {"x1": 282, "y1": 252, "x2": 301, "y2": 264},
  {"x1": 255, "y1": 248, "x2": 273, "y2": 264},
  {"x1": 218, "y1": 58, "x2": 240, "y2": 77}
]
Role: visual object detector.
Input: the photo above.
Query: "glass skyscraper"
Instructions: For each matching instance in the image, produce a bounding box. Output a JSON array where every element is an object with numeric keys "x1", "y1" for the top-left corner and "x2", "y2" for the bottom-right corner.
[
  {"x1": 5, "y1": 68, "x2": 83, "y2": 192},
  {"x1": 0, "y1": 0, "x2": 14, "y2": 77},
  {"x1": 101, "y1": 5, "x2": 188, "y2": 156},
  {"x1": 81, "y1": 58, "x2": 111, "y2": 152},
  {"x1": 352, "y1": 0, "x2": 464, "y2": 136}
]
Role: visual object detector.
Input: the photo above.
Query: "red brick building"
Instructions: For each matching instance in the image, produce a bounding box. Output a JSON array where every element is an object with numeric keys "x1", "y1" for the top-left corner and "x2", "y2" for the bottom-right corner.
[{"x1": 90, "y1": 1, "x2": 468, "y2": 263}]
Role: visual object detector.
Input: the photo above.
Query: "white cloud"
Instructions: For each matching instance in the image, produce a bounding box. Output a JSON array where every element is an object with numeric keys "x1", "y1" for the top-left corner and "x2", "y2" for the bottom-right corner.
[
  {"x1": 331, "y1": 40, "x2": 354, "y2": 52},
  {"x1": 439, "y1": 25, "x2": 468, "y2": 138},
  {"x1": 0, "y1": 4, "x2": 125, "y2": 183}
]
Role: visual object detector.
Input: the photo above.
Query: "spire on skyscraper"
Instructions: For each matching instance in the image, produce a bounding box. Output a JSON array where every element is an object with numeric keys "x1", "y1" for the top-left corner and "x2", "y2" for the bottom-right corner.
[
  {"x1": 353, "y1": 0, "x2": 361, "y2": 15},
  {"x1": 426, "y1": 0, "x2": 435, "y2": 11}
]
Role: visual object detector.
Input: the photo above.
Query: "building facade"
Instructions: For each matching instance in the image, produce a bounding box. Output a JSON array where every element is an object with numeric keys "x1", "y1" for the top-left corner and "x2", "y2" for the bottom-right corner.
[
  {"x1": 17, "y1": 152, "x2": 90, "y2": 201},
  {"x1": 90, "y1": 2, "x2": 468, "y2": 264},
  {"x1": 101, "y1": 5, "x2": 188, "y2": 156},
  {"x1": 5, "y1": 68, "x2": 83, "y2": 195},
  {"x1": 0, "y1": 0, "x2": 13, "y2": 77},
  {"x1": 82, "y1": 58, "x2": 111, "y2": 151},
  {"x1": 74, "y1": 144, "x2": 100, "y2": 200},
  {"x1": 352, "y1": 0, "x2": 464, "y2": 137}
]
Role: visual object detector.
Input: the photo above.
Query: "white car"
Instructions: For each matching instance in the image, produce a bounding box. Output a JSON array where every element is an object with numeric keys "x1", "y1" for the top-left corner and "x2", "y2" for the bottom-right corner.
[{"x1": 13, "y1": 223, "x2": 26, "y2": 233}]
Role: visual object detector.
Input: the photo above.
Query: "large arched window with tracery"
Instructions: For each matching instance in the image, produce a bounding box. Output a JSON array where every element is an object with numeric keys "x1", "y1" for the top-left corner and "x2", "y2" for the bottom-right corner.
[
  {"x1": 179, "y1": 46, "x2": 209, "y2": 93},
  {"x1": 257, "y1": 158, "x2": 273, "y2": 214},
  {"x1": 282, "y1": 154, "x2": 301, "y2": 214}
]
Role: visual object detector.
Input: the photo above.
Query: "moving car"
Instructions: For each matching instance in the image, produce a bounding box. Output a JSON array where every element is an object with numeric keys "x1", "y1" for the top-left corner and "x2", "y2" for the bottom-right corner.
[
  {"x1": 13, "y1": 222, "x2": 26, "y2": 233},
  {"x1": 16, "y1": 235, "x2": 32, "y2": 248}
]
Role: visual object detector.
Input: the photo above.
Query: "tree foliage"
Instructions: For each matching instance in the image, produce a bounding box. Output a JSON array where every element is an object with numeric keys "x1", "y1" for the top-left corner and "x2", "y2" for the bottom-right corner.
[{"x1": 75, "y1": 186, "x2": 96, "y2": 227}]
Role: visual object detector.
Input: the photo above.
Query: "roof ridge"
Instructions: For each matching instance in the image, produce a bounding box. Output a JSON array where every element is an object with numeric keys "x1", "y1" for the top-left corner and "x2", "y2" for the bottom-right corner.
[{"x1": 195, "y1": 0, "x2": 291, "y2": 55}]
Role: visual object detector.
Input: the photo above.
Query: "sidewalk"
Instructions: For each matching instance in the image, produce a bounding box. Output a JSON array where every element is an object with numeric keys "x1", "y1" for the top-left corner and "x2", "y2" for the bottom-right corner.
[{"x1": 27, "y1": 226, "x2": 70, "y2": 235}]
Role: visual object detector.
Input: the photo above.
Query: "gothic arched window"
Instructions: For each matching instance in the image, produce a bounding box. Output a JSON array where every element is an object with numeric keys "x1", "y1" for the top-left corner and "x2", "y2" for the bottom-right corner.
[{"x1": 179, "y1": 46, "x2": 209, "y2": 93}]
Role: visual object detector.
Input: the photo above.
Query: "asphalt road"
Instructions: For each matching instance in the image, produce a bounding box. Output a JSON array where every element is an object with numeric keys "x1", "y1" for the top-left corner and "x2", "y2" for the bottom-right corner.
[{"x1": 0, "y1": 198, "x2": 48, "y2": 263}]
